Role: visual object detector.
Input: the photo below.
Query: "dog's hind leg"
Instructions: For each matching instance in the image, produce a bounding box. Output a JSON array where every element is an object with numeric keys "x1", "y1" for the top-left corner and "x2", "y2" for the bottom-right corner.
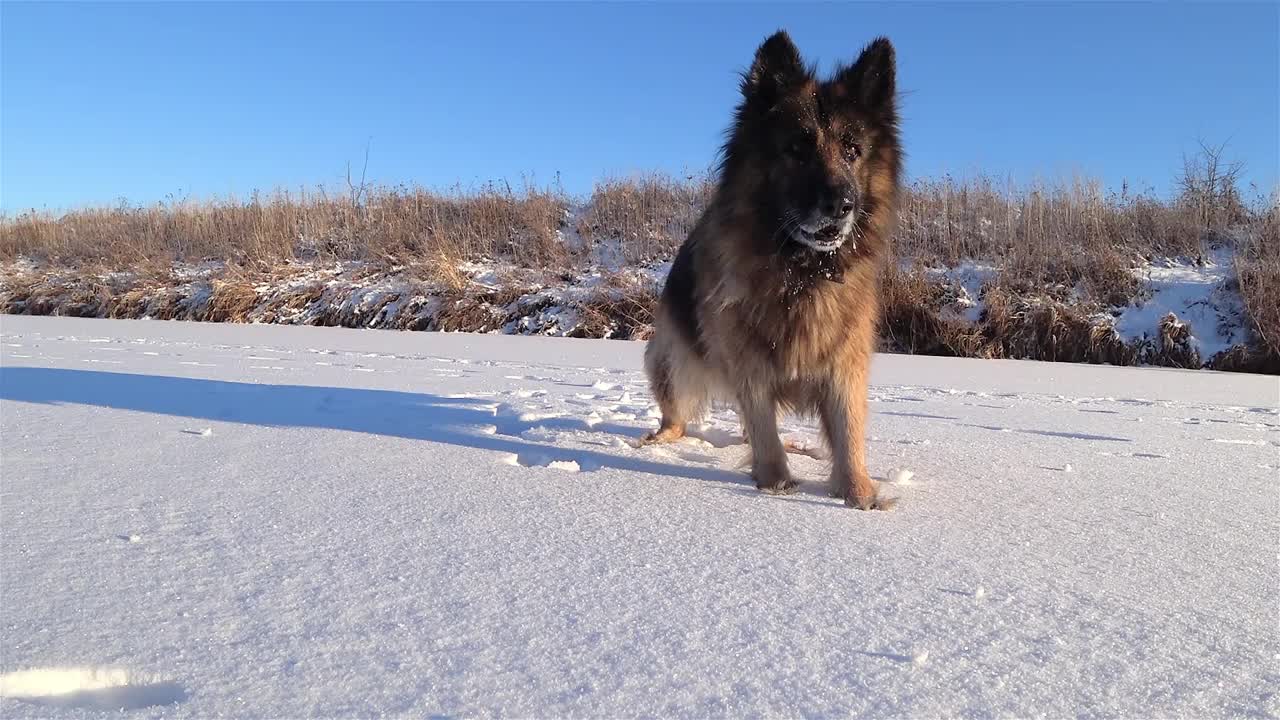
[{"x1": 639, "y1": 339, "x2": 706, "y2": 446}]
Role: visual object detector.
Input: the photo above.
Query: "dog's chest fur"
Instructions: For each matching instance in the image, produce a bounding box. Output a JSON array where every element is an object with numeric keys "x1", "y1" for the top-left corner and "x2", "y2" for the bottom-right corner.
[{"x1": 708, "y1": 248, "x2": 879, "y2": 378}]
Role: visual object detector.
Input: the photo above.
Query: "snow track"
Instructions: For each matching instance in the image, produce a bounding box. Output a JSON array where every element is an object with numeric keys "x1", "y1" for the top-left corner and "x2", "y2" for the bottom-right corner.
[{"x1": 1, "y1": 316, "x2": 1276, "y2": 718}]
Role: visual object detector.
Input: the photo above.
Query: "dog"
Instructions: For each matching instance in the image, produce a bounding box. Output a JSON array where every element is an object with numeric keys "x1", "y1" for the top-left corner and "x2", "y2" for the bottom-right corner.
[{"x1": 640, "y1": 30, "x2": 903, "y2": 510}]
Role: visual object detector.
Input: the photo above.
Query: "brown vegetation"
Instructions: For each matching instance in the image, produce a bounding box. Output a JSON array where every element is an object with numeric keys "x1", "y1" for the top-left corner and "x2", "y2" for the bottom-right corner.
[{"x1": 2, "y1": 148, "x2": 1275, "y2": 373}]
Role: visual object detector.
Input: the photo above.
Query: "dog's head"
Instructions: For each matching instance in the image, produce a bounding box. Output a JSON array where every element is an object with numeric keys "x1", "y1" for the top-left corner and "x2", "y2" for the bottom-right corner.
[{"x1": 722, "y1": 31, "x2": 901, "y2": 256}]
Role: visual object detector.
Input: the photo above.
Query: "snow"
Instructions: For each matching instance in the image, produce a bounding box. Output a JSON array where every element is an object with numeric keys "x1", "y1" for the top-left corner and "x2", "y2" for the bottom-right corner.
[
  {"x1": 885, "y1": 467, "x2": 916, "y2": 485},
  {"x1": 1116, "y1": 248, "x2": 1247, "y2": 359},
  {"x1": 0, "y1": 667, "x2": 187, "y2": 712},
  {"x1": 1, "y1": 315, "x2": 1277, "y2": 718},
  {"x1": 931, "y1": 261, "x2": 997, "y2": 324}
]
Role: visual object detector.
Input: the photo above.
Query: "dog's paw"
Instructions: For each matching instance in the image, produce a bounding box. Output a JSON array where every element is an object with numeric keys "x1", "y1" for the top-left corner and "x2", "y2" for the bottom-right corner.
[
  {"x1": 754, "y1": 462, "x2": 798, "y2": 495},
  {"x1": 830, "y1": 475, "x2": 897, "y2": 510},
  {"x1": 843, "y1": 492, "x2": 897, "y2": 511},
  {"x1": 638, "y1": 426, "x2": 684, "y2": 446}
]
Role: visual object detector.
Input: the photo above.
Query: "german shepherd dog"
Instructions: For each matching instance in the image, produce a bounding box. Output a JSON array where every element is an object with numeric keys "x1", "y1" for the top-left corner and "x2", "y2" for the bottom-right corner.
[{"x1": 640, "y1": 31, "x2": 902, "y2": 510}]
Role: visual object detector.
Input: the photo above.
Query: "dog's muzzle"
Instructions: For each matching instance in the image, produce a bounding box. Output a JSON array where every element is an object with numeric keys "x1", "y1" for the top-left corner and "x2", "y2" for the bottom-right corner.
[{"x1": 792, "y1": 218, "x2": 852, "y2": 253}]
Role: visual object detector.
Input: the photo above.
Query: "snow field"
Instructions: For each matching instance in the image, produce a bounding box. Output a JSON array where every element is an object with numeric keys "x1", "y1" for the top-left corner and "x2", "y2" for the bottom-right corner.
[{"x1": 1, "y1": 315, "x2": 1276, "y2": 718}]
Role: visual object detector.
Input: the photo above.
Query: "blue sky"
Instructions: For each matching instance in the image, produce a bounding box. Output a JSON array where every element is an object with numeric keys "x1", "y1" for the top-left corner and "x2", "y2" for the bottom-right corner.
[{"x1": 2, "y1": 2, "x2": 1276, "y2": 212}]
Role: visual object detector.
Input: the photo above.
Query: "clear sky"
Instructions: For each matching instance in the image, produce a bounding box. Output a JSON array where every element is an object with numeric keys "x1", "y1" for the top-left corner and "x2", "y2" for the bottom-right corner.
[{"x1": 2, "y1": 1, "x2": 1277, "y2": 212}]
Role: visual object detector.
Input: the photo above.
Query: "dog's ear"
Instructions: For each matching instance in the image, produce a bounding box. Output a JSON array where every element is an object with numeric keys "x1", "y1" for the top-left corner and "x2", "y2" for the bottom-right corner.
[
  {"x1": 835, "y1": 37, "x2": 896, "y2": 112},
  {"x1": 742, "y1": 30, "x2": 806, "y2": 107}
]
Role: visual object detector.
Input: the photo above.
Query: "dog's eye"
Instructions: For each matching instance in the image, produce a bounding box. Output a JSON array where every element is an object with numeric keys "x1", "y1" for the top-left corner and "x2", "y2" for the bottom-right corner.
[{"x1": 845, "y1": 141, "x2": 863, "y2": 160}]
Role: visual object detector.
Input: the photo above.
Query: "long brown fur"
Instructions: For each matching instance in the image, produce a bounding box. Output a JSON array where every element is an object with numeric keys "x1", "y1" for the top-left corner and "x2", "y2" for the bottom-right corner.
[{"x1": 640, "y1": 31, "x2": 903, "y2": 510}]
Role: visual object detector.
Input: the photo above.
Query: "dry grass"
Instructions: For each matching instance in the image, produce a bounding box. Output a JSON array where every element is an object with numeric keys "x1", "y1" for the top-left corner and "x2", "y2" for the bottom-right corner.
[
  {"x1": 1233, "y1": 199, "x2": 1280, "y2": 371},
  {"x1": 571, "y1": 272, "x2": 660, "y2": 340},
  {"x1": 878, "y1": 262, "x2": 974, "y2": 357},
  {"x1": 0, "y1": 181, "x2": 570, "y2": 270},
  {"x1": 574, "y1": 172, "x2": 715, "y2": 264},
  {"x1": 2, "y1": 164, "x2": 1276, "y2": 373},
  {"x1": 877, "y1": 263, "x2": 1135, "y2": 366},
  {"x1": 0, "y1": 172, "x2": 1212, "y2": 295},
  {"x1": 895, "y1": 177, "x2": 1201, "y2": 307}
]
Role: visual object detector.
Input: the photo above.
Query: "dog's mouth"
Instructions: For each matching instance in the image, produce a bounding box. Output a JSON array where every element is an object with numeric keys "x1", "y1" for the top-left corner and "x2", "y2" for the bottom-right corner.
[{"x1": 793, "y1": 224, "x2": 846, "y2": 253}]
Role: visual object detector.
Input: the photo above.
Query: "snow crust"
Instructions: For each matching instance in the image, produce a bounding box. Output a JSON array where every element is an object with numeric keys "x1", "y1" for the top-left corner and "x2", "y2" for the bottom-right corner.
[{"x1": 1, "y1": 315, "x2": 1276, "y2": 718}]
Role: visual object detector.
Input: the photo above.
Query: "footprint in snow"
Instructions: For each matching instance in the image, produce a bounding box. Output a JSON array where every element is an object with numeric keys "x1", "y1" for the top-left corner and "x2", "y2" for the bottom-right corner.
[{"x1": 500, "y1": 452, "x2": 597, "y2": 472}]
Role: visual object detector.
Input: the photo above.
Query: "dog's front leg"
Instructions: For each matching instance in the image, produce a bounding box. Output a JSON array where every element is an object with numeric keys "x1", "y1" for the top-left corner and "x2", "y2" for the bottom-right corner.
[
  {"x1": 820, "y1": 374, "x2": 893, "y2": 510},
  {"x1": 739, "y1": 387, "x2": 794, "y2": 494}
]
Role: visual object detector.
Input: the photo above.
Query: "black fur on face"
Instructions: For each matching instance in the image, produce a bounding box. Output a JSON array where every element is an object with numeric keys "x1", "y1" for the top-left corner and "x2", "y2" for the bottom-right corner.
[{"x1": 719, "y1": 30, "x2": 902, "y2": 258}]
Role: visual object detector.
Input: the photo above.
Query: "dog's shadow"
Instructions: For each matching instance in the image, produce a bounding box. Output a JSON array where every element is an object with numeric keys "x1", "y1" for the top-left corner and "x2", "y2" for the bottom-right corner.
[{"x1": 0, "y1": 367, "x2": 786, "y2": 496}]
